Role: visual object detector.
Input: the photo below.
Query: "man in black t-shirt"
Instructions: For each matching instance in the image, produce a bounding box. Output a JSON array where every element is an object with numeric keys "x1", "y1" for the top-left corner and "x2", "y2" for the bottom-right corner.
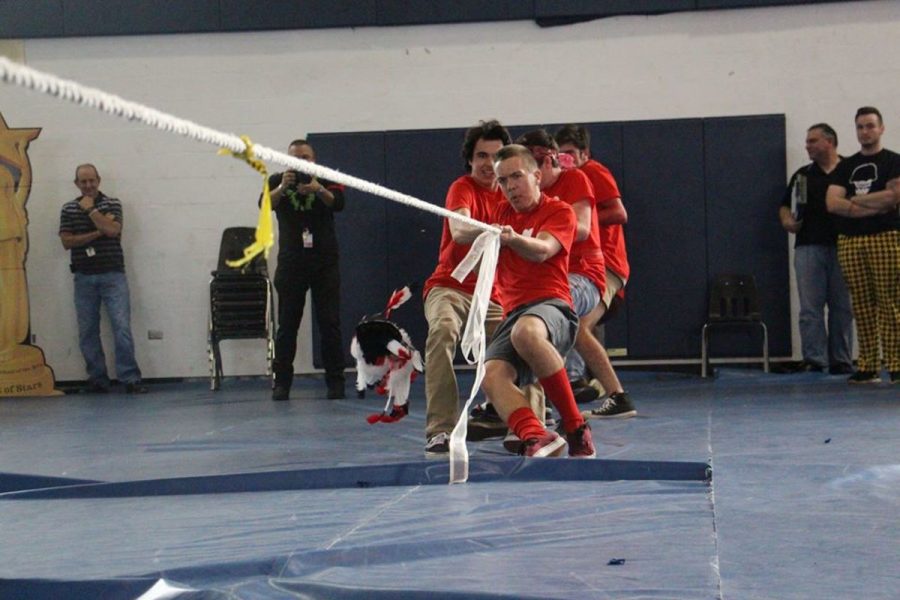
[
  {"x1": 268, "y1": 140, "x2": 346, "y2": 400},
  {"x1": 826, "y1": 107, "x2": 900, "y2": 384},
  {"x1": 778, "y1": 123, "x2": 853, "y2": 374},
  {"x1": 59, "y1": 164, "x2": 146, "y2": 394}
]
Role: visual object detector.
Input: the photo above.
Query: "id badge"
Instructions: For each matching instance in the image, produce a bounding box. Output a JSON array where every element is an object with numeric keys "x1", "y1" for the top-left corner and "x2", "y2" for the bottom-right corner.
[
  {"x1": 85, "y1": 246, "x2": 96, "y2": 257},
  {"x1": 302, "y1": 228, "x2": 313, "y2": 249}
]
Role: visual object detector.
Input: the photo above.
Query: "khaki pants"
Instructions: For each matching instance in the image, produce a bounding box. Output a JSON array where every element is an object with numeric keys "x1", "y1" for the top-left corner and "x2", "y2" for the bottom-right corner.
[{"x1": 424, "y1": 287, "x2": 504, "y2": 438}]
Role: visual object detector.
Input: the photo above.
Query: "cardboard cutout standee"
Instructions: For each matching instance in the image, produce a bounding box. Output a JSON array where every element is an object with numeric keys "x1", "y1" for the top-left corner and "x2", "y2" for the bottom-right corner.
[{"x1": 0, "y1": 112, "x2": 59, "y2": 396}]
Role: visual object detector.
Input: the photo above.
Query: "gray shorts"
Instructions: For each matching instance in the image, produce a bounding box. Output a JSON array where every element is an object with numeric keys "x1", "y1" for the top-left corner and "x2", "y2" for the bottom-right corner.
[
  {"x1": 568, "y1": 272, "x2": 601, "y2": 318},
  {"x1": 485, "y1": 298, "x2": 579, "y2": 386}
]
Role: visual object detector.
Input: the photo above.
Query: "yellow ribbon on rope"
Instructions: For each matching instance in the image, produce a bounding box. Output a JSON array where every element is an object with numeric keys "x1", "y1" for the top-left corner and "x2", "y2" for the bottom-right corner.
[{"x1": 218, "y1": 135, "x2": 274, "y2": 268}]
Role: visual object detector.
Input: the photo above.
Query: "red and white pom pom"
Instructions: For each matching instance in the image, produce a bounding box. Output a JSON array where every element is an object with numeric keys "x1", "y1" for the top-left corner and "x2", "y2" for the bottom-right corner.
[{"x1": 383, "y1": 286, "x2": 412, "y2": 318}]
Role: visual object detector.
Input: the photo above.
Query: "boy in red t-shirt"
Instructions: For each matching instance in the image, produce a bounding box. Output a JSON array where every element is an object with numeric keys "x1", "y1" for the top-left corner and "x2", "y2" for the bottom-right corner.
[
  {"x1": 422, "y1": 120, "x2": 511, "y2": 457},
  {"x1": 555, "y1": 124, "x2": 636, "y2": 419},
  {"x1": 479, "y1": 144, "x2": 596, "y2": 458}
]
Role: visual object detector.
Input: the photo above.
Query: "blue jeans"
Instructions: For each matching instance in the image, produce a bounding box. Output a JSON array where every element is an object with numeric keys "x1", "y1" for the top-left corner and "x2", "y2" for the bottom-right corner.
[
  {"x1": 794, "y1": 245, "x2": 853, "y2": 369},
  {"x1": 73, "y1": 271, "x2": 142, "y2": 386},
  {"x1": 565, "y1": 273, "x2": 601, "y2": 380}
]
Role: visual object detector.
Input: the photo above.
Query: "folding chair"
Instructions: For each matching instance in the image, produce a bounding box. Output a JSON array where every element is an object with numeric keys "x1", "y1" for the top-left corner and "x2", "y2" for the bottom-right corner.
[
  {"x1": 701, "y1": 273, "x2": 769, "y2": 378},
  {"x1": 208, "y1": 227, "x2": 274, "y2": 390}
]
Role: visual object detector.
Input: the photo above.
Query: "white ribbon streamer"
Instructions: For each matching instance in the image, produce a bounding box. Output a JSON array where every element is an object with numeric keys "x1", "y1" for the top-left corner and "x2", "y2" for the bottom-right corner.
[{"x1": 448, "y1": 231, "x2": 501, "y2": 484}]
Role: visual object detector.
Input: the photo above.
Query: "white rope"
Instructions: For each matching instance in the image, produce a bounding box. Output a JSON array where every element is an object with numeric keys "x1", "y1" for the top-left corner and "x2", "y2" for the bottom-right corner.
[
  {"x1": 0, "y1": 56, "x2": 497, "y2": 483},
  {"x1": 0, "y1": 56, "x2": 498, "y2": 234}
]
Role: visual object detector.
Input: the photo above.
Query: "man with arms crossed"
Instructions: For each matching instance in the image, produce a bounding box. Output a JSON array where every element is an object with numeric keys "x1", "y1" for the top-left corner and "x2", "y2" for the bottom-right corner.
[{"x1": 826, "y1": 107, "x2": 900, "y2": 384}]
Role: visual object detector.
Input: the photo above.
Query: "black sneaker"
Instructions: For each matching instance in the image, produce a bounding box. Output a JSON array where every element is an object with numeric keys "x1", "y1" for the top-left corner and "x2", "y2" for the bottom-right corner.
[
  {"x1": 889, "y1": 371, "x2": 899, "y2": 384},
  {"x1": 425, "y1": 432, "x2": 451, "y2": 457},
  {"x1": 829, "y1": 364, "x2": 854, "y2": 375},
  {"x1": 585, "y1": 391, "x2": 636, "y2": 419},
  {"x1": 272, "y1": 385, "x2": 290, "y2": 401},
  {"x1": 85, "y1": 382, "x2": 110, "y2": 394},
  {"x1": 571, "y1": 378, "x2": 602, "y2": 404},
  {"x1": 502, "y1": 430, "x2": 523, "y2": 454},
  {"x1": 797, "y1": 361, "x2": 825, "y2": 373},
  {"x1": 125, "y1": 382, "x2": 148, "y2": 394},
  {"x1": 847, "y1": 371, "x2": 881, "y2": 384},
  {"x1": 467, "y1": 402, "x2": 506, "y2": 441}
]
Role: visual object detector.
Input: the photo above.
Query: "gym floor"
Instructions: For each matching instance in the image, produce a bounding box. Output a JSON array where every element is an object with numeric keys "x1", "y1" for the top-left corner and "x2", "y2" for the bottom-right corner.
[{"x1": 0, "y1": 368, "x2": 897, "y2": 599}]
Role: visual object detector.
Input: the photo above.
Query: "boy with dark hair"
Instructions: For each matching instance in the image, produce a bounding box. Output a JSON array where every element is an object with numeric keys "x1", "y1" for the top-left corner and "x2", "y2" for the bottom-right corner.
[
  {"x1": 555, "y1": 124, "x2": 636, "y2": 418},
  {"x1": 422, "y1": 120, "x2": 511, "y2": 456}
]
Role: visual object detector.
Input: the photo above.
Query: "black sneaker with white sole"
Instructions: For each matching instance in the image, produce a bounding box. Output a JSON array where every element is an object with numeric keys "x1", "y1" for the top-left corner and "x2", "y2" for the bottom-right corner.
[
  {"x1": 502, "y1": 430, "x2": 523, "y2": 454},
  {"x1": 571, "y1": 378, "x2": 602, "y2": 404},
  {"x1": 585, "y1": 391, "x2": 636, "y2": 419},
  {"x1": 847, "y1": 371, "x2": 881, "y2": 384},
  {"x1": 425, "y1": 432, "x2": 451, "y2": 457}
]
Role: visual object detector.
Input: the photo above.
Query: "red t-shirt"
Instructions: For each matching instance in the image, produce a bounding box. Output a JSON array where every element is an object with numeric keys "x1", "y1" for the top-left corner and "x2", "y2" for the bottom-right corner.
[
  {"x1": 581, "y1": 159, "x2": 630, "y2": 282},
  {"x1": 423, "y1": 175, "x2": 504, "y2": 303},
  {"x1": 545, "y1": 168, "x2": 606, "y2": 295},
  {"x1": 491, "y1": 193, "x2": 576, "y2": 314}
]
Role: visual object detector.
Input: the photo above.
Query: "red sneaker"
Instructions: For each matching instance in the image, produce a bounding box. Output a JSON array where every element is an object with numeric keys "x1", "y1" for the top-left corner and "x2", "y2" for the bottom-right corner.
[
  {"x1": 521, "y1": 431, "x2": 568, "y2": 458},
  {"x1": 566, "y1": 423, "x2": 596, "y2": 458}
]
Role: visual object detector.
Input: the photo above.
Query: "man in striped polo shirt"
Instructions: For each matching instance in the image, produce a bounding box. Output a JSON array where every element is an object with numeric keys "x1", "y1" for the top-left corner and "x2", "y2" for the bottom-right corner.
[{"x1": 59, "y1": 164, "x2": 146, "y2": 394}]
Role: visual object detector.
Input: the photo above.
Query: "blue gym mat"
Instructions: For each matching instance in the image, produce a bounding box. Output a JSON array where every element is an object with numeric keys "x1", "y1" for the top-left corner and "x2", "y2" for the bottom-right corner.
[{"x1": 0, "y1": 368, "x2": 897, "y2": 599}]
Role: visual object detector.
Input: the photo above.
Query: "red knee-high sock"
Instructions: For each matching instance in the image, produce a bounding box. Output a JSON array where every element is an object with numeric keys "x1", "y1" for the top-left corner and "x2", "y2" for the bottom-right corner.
[
  {"x1": 539, "y1": 368, "x2": 585, "y2": 433},
  {"x1": 508, "y1": 406, "x2": 546, "y2": 442}
]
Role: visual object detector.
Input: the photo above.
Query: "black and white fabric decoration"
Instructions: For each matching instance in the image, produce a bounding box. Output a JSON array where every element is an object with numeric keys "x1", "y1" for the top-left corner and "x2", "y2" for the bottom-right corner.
[{"x1": 350, "y1": 287, "x2": 424, "y2": 424}]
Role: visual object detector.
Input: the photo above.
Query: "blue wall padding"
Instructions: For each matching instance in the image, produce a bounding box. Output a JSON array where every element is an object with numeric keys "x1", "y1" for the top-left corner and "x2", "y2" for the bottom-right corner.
[{"x1": 313, "y1": 115, "x2": 787, "y2": 363}]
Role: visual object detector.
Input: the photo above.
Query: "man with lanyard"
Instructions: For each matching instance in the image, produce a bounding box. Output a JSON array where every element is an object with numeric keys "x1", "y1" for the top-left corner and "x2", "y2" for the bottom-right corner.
[
  {"x1": 59, "y1": 164, "x2": 146, "y2": 394},
  {"x1": 268, "y1": 139, "x2": 347, "y2": 400}
]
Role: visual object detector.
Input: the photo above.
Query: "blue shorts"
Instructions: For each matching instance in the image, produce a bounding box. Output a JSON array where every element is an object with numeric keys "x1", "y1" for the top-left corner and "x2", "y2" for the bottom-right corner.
[{"x1": 568, "y1": 272, "x2": 601, "y2": 318}]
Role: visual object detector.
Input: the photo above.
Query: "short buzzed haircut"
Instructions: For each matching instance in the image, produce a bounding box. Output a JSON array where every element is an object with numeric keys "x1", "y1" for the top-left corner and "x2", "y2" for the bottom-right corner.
[
  {"x1": 461, "y1": 119, "x2": 512, "y2": 170},
  {"x1": 74, "y1": 163, "x2": 99, "y2": 180},
  {"x1": 808, "y1": 123, "x2": 838, "y2": 147},
  {"x1": 493, "y1": 144, "x2": 539, "y2": 172},
  {"x1": 554, "y1": 124, "x2": 590, "y2": 152},
  {"x1": 855, "y1": 106, "x2": 883, "y2": 125}
]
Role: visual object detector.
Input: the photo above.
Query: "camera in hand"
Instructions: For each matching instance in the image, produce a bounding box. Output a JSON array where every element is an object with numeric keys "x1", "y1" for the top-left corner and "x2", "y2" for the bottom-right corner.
[{"x1": 285, "y1": 170, "x2": 312, "y2": 189}]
